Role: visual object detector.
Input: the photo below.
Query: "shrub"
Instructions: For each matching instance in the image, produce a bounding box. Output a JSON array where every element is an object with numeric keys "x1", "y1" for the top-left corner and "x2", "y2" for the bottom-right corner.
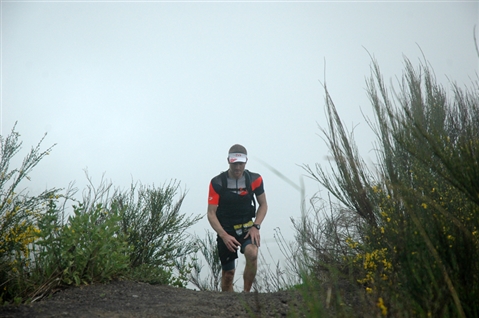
[
  {"x1": 0, "y1": 124, "x2": 58, "y2": 303},
  {"x1": 28, "y1": 199, "x2": 130, "y2": 300},
  {"x1": 299, "y1": 56, "x2": 479, "y2": 317},
  {"x1": 113, "y1": 181, "x2": 201, "y2": 287},
  {"x1": 0, "y1": 125, "x2": 201, "y2": 303}
]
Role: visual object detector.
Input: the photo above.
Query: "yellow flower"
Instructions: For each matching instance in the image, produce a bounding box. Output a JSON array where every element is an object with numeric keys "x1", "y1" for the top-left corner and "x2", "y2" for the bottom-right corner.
[
  {"x1": 377, "y1": 297, "x2": 388, "y2": 316},
  {"x1": 421, "y1": 203, "x2": 427, "y2": 209},
  {"x1": 372, "y1": 185, "x2": 379, "y2": 193}
]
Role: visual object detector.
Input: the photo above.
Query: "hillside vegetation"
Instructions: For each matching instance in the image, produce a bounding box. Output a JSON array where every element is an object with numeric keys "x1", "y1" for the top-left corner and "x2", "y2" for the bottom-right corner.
[{"x1": 1, "y1": 56, "x2": 478, "y2": 317}]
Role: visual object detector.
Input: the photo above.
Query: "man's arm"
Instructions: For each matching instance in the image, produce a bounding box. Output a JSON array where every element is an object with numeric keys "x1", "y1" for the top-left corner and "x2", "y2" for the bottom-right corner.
[
  {"x1": 253, "y1": 193, "x2": 268, "y2": 225},
  {"x1": 245, "y1": 192, "x2": 268, "y2": 246},
  {"x1": 207, "y1": 204, "x2": 240, "y2": 252}
]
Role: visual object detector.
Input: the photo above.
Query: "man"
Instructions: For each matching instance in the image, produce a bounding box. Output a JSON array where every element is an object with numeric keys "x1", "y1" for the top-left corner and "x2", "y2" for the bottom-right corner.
[{"x1": 207, "y1": 144, "x2": 268, "y2": 292}]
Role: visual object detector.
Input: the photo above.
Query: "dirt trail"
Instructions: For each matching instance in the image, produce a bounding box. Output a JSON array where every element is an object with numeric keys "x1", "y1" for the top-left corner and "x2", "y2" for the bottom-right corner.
[{"x1": 0, "y1": 280, "x2": 306, "y2": 318}]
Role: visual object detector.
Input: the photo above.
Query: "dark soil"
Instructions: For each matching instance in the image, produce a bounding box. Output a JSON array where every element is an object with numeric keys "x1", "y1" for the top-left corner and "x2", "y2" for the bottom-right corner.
[{"x1": 0, "y1": 280, "x2": 306, "y2": 318}]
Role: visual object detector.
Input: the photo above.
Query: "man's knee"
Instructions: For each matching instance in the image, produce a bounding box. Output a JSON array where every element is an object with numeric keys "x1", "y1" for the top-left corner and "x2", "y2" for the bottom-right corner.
[
  {"x1": 222, "y1": 269, "x2": 235, "y2": 283},
  {"x1": 244, "y1": 244, "x2": 258, "y2": 263}
]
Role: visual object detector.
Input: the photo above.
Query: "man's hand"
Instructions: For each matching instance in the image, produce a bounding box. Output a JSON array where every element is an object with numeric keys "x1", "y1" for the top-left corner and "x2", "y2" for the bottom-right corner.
[
  {"x1": 245, "y1": 227, "x2": 260, "y2": 247},
  {"x1": 221, "y1": 233, "x2": 241, "y2": 252}
]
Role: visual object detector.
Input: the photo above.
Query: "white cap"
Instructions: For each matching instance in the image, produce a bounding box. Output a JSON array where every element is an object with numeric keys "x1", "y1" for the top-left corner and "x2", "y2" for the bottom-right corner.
[{"x1": 228, "y1": 152, "x2": 247, "y2": 163}]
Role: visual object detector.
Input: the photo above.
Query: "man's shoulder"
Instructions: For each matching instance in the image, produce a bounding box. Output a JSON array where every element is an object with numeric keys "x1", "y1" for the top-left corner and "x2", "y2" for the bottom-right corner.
[
  {"x1": 245, "y1": 170, "x2": 264, "y2": 194},
  {"x1": 210, "y1": 171, "x2": 226, "y2": 185},
  {"x1": 245, "y1": 170, "x2": 262, "y2": 181}
]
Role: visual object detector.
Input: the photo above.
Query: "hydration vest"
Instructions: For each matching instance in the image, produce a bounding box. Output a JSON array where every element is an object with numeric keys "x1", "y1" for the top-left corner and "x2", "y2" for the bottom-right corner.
[{"x1": 216, "y1": 170, "x2": 257, "y2": 230}]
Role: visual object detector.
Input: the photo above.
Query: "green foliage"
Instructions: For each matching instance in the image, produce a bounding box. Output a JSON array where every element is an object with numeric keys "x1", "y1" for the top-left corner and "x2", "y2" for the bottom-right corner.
[
  {"x1": 363, "y1": 58, "x2": 479, "y2": 317},
  {"x1": 0, "y1": 124, "x2": 58, "y2": 303},
  {"x1": 65, "y1": 202, "x2": 129, "y2": 284},
  {"x1": 0, "y1": 125, "x2": 201, "y2": 303},
  {"x1": 113, "y1": 182, "x2": 201, "y2": 286},
  {"x1": 301, "y1": 56, "x2": 479, "y2": 317},
  {"x1": 25, "y1": 199, "x2": 130, "y2": 301}
]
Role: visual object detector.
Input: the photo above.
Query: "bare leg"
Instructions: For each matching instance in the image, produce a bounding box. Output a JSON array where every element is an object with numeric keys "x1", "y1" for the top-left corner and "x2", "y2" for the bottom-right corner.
[
  {"x1": 243, "y1": 244, "x2": 258, "y2": 292},
  {"x1": 221, "y1": 269, "x2": 235, "y2": 292}
]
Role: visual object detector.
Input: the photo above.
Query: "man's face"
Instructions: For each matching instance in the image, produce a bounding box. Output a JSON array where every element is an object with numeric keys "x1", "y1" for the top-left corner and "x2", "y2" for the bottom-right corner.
[{"x1": 228, "y1": 161, "x2": 246, "y2": 179}]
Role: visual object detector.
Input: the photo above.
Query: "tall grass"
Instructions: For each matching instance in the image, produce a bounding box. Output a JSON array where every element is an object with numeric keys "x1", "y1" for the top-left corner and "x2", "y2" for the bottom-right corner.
[
  {"x1": 188, "y1": 230, "x2": 222, "y2": 291},
  {"x1": 298, "y1": 56, "x2": 479, "y2": 317}
]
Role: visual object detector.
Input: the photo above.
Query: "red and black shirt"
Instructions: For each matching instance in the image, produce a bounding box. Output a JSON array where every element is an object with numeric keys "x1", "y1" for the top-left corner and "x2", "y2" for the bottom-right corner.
[{"x1": 208, "y1": 170, "x2": 264, "y2": 231}]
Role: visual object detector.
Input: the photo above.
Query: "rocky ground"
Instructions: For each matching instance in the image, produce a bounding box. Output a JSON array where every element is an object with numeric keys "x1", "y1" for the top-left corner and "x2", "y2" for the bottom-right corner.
[{"x1": 0, "y1": 280, "x2": 307, "y2": 318}]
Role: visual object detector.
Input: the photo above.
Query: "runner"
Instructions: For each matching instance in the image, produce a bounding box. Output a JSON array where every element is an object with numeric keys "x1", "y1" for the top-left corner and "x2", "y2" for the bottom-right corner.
[{"x1": 207, "y1": 144, "x2": 268, "y2": 292}]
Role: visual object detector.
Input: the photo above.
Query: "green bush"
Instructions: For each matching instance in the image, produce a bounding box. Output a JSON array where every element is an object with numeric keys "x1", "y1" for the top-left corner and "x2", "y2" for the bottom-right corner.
[
  {"x1": 299, "y1": 57, "x2": 479, "y2": 317},
  {"x1": 0, "y1": 125, "x2": 201, "y2": 303},
  {"x1": 25, "y1": 199, "x2": 130, "y2": 301},
  {"x1": 36, "y1": 202, "x2": 129, "y2": 284},
  {"x1": 0, "y1": 124, "x2": 58, "y2": 303},
  {"x1": 113, "y1": 182, "x2": 201, "y2": 287},
  {"x1": 362, "y1": 58, "x2": 479, "y2": 317}
]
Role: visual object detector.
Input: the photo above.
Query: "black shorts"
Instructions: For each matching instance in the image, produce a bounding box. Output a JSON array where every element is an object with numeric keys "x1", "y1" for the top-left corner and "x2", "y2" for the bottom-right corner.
[{"x1": 217, "y1": 229, "x2": 252, "y2": 271}]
